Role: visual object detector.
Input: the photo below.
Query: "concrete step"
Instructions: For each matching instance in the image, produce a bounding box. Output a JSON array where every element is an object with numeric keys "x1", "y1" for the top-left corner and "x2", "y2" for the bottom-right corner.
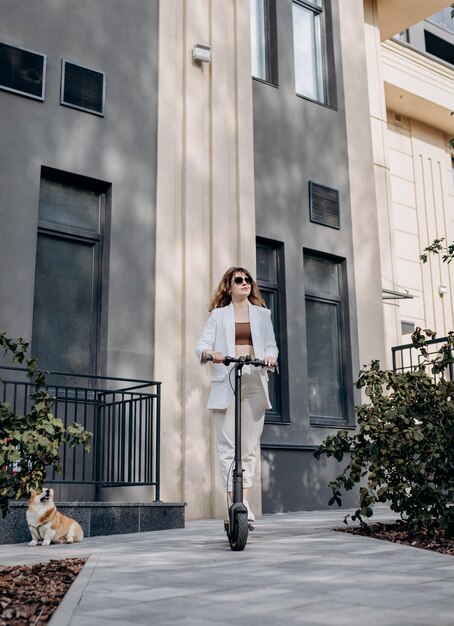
[{"x1": 0, "y1": 502, "x2": 185, "y2": 544}]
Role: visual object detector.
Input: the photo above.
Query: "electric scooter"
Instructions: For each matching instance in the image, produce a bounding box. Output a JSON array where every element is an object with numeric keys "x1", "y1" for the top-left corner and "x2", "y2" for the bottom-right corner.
[{"x1": 207, "y1": 354, "x2": 277, "y2": 551}]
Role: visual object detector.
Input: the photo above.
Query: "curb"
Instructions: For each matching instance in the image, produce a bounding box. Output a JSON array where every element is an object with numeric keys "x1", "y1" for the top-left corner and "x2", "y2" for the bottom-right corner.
[{"x1": 49, "y1": 552, "x2": 101, "y2": 626}]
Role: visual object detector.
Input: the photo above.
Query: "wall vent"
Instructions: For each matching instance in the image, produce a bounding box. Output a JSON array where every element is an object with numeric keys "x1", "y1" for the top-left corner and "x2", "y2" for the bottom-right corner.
[
  {"x1": 61, "y1": 60, "x2": 105, "y2": 116},
  {"x1": 0, "y1": 41, "x2": 46, "y2": 100},
  {"x1": 309, "y1": 182, "x2": 340, "y2": 230}
]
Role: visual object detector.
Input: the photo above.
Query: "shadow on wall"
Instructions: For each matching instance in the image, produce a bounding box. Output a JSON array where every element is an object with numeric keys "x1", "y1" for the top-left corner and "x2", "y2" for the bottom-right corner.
[{"x1": 261, "y1": 448, "x2": 359, "y2": 514}]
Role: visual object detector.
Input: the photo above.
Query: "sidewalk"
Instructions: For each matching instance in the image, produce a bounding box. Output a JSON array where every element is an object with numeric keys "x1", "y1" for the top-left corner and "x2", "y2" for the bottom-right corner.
[{"x1": 1, "y1": 507, "x2": 453, "y2": 626}]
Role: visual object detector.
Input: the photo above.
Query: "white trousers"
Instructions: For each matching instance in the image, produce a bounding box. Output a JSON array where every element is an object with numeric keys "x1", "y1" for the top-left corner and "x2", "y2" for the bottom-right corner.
[{"x1": 212, "y1": 367, "x2": 269, "y2": 491}]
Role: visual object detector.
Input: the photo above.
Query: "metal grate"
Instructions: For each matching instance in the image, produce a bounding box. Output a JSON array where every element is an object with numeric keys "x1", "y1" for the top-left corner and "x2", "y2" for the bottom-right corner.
[
  {"x1": 61, "y1": 60, "x2": 105, "y2": 115},
  {"x1": 0, "y1": 41, "x2": 45, "y2": 100},
  {"x1": 309, "y1": 182, "x2": 340, "y2": 229}
]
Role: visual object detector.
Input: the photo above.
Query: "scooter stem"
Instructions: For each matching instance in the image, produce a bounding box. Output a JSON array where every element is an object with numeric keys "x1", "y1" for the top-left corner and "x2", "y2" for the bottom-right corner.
[{"x1": 232, "y1": 359, "x2": 244, "y2": 504}]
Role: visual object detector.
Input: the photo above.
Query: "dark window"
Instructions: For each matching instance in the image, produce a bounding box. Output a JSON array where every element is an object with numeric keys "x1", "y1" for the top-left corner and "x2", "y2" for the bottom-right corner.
[
  {"x1": 309, "y1": 181, "x2": 340, "y2": 229},
  {"x1": 401, "y1": 320, "x2": 415, "y2": 335},
  {"x1": 32, "y1": 169, "x2": 110, "y2": 376},
  {"x1": 424, "y1": 30, "x2": 454, "y2": 65},
  {"x1": 256, "y1": 238, "x2": 288, "y2": 422},
  {"x1": 0, "y1": 41, "x2": 45, "y2": 100},
  {"x1": 250, "y1": 0, "x2": 278, "y2": 85},
  {"x1": 304, "y1": 252, "x2": 352, "y2": 425},
  {"x1": 61, "y1": 60, "x2": 105, "y2": 115}
]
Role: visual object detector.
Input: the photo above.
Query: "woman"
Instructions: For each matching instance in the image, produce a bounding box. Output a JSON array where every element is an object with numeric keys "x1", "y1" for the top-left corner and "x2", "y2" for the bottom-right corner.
[{"x1": 195, "y1": 266, "x2": 278, "y2": 522}]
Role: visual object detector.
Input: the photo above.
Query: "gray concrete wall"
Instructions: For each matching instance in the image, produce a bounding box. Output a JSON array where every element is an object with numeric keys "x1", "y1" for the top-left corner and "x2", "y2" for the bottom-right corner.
[
  {"x1": 253, "y1": 0, "x2": 374, "y2": 511},
  {"x1": 261, "y1": 448, "x2": 359, "y2": 513},
  {"x1": 0, "y1": 0, "x2": 158, "y2": 380}
]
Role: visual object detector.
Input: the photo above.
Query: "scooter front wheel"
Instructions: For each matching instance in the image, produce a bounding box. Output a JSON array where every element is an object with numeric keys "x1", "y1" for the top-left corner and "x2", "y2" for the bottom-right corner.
[{"x1": 228, "y1": 510, "x2": 249, "y2": 551}]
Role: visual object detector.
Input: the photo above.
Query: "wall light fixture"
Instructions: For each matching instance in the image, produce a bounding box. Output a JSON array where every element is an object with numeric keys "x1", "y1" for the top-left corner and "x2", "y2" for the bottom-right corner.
[{"x1": 192, "y1": 44, "x2": 212, "y2": 64}]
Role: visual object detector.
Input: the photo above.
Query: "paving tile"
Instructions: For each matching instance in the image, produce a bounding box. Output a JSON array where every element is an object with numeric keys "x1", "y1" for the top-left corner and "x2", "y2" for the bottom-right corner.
[{"x1": 1, "y1": 507, "x2": 452, "y2": 626}]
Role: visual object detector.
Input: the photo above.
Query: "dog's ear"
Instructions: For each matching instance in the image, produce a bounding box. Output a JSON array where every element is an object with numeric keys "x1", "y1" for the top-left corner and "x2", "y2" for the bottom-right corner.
[
  {"x1": 30, "y1": 489, "x2": 36, "y2": 496},
  {"x1": 49, "y1": 488, "x2": 54, "y2": 498}
]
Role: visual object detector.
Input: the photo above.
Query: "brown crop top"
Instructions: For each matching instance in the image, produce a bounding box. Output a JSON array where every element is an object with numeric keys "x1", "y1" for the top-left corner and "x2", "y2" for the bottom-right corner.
[{"x1": 235, "y1": 322, "x2": 253, "y2": 346}]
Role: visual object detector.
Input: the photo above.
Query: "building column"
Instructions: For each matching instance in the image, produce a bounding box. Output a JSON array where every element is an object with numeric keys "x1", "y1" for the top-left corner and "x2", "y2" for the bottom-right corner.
[
  {"x1": 338, "y1": 0, "x2": 387, "y2": 369},
  {"x1": 155, "y1": 0, "x2": 256, "y2": 519}
]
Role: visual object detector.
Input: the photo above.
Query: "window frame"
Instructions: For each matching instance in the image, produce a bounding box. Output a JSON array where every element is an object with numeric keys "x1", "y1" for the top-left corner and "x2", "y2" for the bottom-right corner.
[
  {"x1": 303, "y1": 250, "x2": 354, "y2": 427},
  {"x1": 250, "y1": 0, "x2": 279, "y2": 86},
  {"x1": 256, "y1": 237, "x2": 289, "y2": 423},
  {"x1": 0, "y1": 40, "x2": 46, "y2": 101},
  {"x1": 33, "y1": 167, "x2": 111, "y2": 377},
  {"x1": 292, "y1": 0, "x2": 327, "y2": 104}
]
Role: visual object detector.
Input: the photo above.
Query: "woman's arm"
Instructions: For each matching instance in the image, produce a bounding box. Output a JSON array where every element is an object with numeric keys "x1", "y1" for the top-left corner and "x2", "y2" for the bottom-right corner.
[
  {"x1": 263, "y1": 309, "x2": 278, "y2": 365},
  {"x1": 195, "y1": 313, "x2": 224, "y2": 363}
]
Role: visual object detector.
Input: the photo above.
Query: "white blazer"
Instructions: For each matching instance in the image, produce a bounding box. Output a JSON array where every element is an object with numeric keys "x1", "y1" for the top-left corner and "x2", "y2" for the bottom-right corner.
[{"x1": 195, "y1": 302, "x2": 279, "y2": 410}]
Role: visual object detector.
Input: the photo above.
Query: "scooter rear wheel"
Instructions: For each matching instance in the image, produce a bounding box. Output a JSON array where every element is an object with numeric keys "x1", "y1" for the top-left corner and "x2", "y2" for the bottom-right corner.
[{"x1": 229, "y1": 511, "x2": 249, "y2": 551}]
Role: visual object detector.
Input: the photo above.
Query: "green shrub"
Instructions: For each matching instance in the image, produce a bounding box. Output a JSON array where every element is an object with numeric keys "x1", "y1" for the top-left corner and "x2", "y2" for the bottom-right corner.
[
  {"x1": 0, "y1": 333, "x2": 92, "y2": 517},
  {"x1": 316, "y1": 328, "x2": 454, "y2": 535}
]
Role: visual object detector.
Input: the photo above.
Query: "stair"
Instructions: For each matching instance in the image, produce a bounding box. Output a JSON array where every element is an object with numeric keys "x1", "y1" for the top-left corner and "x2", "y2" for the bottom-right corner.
[{"x1": 0, "y1": 501, "x2": 185, "y2": 544}]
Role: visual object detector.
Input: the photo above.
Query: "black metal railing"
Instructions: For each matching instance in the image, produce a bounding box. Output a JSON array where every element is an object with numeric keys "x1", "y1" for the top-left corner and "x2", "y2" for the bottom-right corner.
[
  {"x1": 0, "y1": 366, "x2": 161, "y2": 501},
  {"x1": 392, "y1": 336, "x2": 454, "y2": 380}
]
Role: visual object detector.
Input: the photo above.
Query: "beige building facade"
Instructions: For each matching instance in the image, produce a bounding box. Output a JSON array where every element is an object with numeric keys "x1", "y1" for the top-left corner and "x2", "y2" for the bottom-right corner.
[
  {"x1": 154, "y1": 0, "x2": 454, "y2": 519},
  {"x1": 365, "y1": 1, "x2": 454, "y2": 360},
  {"x1": 0, "y1": 0, "x2": 452, "y2": 520}
]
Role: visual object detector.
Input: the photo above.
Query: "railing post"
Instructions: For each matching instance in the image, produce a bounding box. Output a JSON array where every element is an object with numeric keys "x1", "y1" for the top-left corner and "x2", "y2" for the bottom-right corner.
[
  {"x1": 94, "y1": 392, "x2": 102, "y2": 501},
  {"x1": 449, "y1": 346, "x2": 454, "y2": 382},
  {"x1": 155, "y1": 382, "x2": 161, "y2": 501}
]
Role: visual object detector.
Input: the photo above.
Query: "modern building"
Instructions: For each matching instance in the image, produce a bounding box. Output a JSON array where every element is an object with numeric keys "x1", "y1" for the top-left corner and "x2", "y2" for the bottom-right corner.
[{"x1": 0, "y1": 0, "x2": 452, "y2": 520}]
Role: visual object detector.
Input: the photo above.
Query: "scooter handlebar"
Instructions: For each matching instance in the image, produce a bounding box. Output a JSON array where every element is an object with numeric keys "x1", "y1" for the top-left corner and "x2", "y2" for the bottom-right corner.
[{"x1": 205, "y1": 353, "x2": 278, "y2": 372}]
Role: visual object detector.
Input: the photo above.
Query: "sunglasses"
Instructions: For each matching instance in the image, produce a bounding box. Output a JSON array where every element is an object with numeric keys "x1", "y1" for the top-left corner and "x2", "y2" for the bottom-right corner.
[{"x1": 233, "y1": 275, "x2": 253, "y2": 285}]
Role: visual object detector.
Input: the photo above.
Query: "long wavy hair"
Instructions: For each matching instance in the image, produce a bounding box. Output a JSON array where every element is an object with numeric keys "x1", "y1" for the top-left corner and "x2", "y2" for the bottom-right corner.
[{"x1": 209, "y1": 266, "x2": 266, "y2": 311}]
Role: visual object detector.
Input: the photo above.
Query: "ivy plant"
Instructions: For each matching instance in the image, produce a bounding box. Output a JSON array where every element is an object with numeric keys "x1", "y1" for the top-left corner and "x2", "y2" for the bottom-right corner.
[
  {"x1": 0, "y1": 333, "x2": 93, "y2": 517},
  {"x1": 315, "y1": 328, "x2": 454, "y2": 535}
]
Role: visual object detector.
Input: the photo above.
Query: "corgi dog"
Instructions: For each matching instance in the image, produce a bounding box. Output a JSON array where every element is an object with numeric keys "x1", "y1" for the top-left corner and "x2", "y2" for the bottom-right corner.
[{"x1": 26, "y1": 487, "x2": 84, "y2": 546}]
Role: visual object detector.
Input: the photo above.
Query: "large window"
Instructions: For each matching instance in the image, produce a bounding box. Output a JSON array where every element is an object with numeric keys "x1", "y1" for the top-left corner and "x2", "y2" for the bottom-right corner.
[
  {"x1": 32, "y1": 169, "x2": 110, "y2": 375},
  {"x1": 250, "y1": 0, "x2": 278, "y2": 85},
  {"x1": 292, "y1": 0, "x2": 326, "y2": 103},
  {"x1": 256, "y1": 239, "x2": 288, "y2": 422},
  {"x1": 304, "y1": 252, "x2": 351, "y2": 424}
]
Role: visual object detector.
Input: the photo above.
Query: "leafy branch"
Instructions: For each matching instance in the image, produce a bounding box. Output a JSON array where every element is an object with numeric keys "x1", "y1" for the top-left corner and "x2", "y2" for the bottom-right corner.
[
  {"x1": 420, "y1": 237, "x2": 454, "y2": 264},
  {"x1": 315, "y1": 328, "x2": 454, "y2": 536},
  {"x1": 0, "y1": 333, "x2": 93, "y2": 517}
]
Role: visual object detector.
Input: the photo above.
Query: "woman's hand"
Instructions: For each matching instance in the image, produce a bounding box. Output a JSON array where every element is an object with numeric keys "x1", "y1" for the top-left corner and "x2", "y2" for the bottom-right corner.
[
  {"x1": 203, "y1": 351, "x2": 225, "y2": 364},
  {"x1": 263, "y1": 356, "x2": 277, "y2": 368}
]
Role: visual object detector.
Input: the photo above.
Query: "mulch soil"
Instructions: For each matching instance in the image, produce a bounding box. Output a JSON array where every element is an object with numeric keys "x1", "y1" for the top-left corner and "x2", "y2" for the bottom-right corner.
[
  {"x1": 337, "y1": 520, "x2": 454, "y2": 556},
  {"x1": 0, "y1": 557, "x2": 86, "y2": 626}
]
